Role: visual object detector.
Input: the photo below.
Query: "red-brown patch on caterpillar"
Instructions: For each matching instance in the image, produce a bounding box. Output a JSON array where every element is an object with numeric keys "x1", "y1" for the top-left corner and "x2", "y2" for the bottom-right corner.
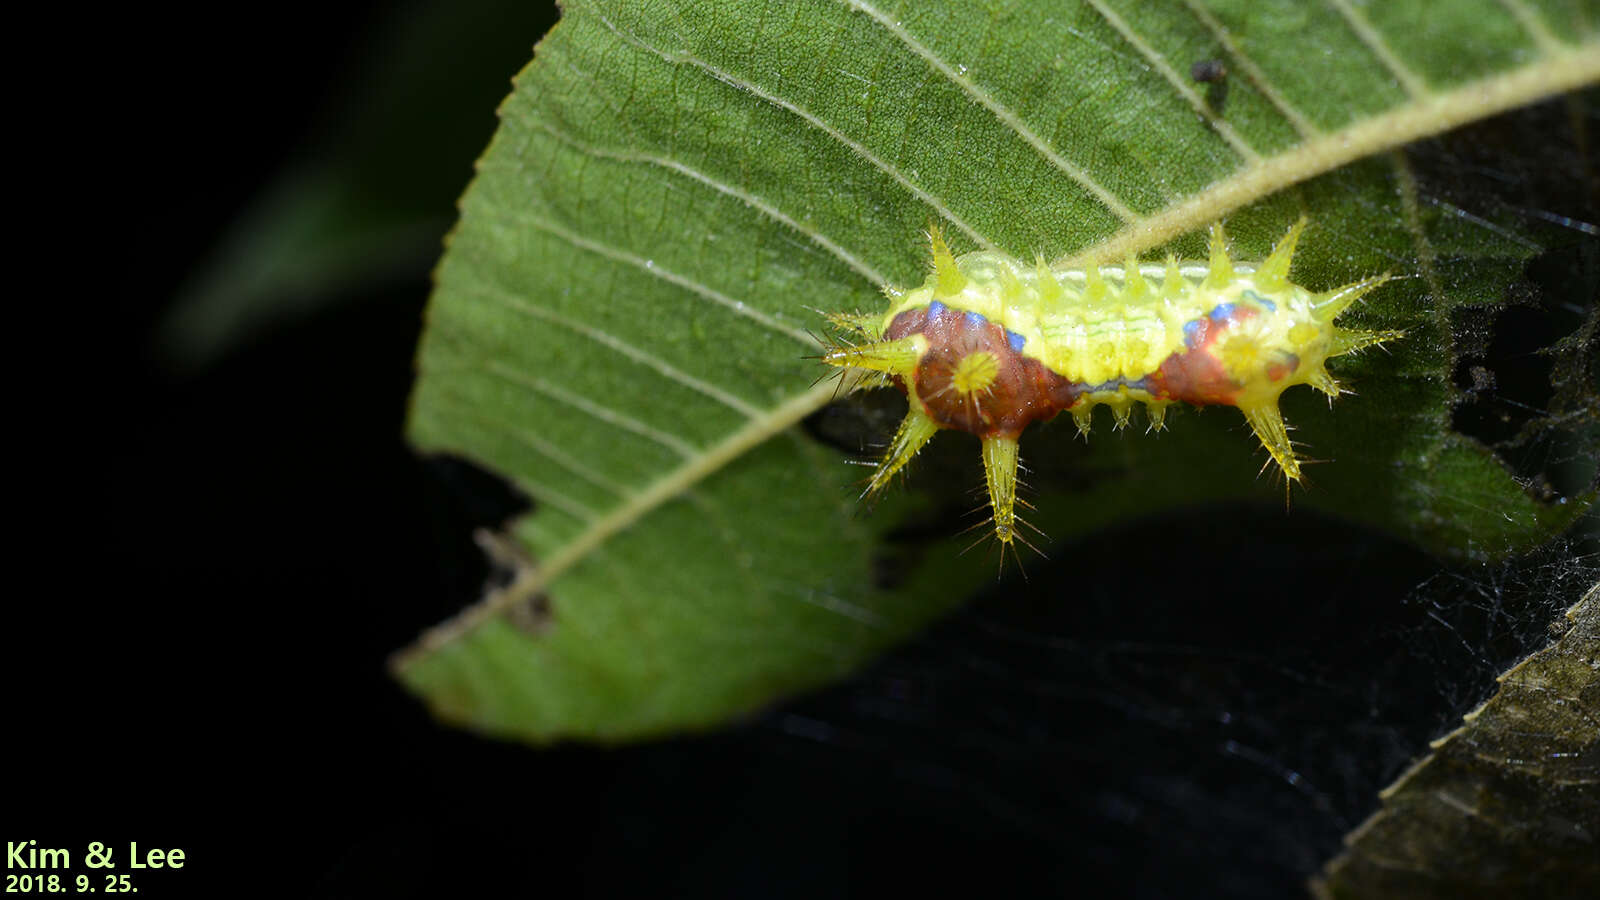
[
  {"x1": 885, "y1": 301, "x2": 1079, "y2": 438},
  {"x1": 1148, "y1": 304, "x2": 1262, "y2": 406}
]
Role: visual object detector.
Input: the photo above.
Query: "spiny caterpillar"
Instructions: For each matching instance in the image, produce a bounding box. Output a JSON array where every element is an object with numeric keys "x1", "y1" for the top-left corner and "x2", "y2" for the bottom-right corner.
[{"x1": 820, "y1": 219, "x2": 1403, "y2": 549}]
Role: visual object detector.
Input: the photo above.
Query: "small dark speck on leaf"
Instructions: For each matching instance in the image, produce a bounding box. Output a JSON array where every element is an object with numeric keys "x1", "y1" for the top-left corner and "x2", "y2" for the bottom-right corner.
[
  {"x1": 1190, "y1": 59, "x2": 1229, "y2": 115},
  {"x1": 1190, "y1": 59, "x2": 1227, "y2": 82}
]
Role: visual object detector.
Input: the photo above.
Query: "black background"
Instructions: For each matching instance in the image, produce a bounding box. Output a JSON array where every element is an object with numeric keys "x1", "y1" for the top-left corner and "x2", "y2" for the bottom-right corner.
[{"x1": 17, "y1": 3, "x2": 1594, "y2": 897}]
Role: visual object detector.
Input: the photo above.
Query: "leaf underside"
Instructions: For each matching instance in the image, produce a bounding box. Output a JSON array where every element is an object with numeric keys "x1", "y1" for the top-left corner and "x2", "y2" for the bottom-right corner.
[{"x1": 400, "y1": 0, "x2": 1600, "y2": 742}]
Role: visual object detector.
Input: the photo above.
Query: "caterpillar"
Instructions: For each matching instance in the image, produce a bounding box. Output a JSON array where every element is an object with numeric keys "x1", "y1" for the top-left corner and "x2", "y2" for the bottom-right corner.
[{"x1": 820, "y1": 219, "x2": 1403, "y2": 549}]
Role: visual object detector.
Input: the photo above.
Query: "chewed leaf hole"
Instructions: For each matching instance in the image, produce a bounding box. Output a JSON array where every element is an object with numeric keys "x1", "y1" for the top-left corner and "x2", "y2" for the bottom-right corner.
[
  {"x1": 803, "y1": 388, "x2": 907, "y2": 456},
  {"x1": 1450, "y1": 241, "x2": 1599, "y2": 502},
  {"x1": 419, "y1": 453, "x2": 534, "y2": 619}
]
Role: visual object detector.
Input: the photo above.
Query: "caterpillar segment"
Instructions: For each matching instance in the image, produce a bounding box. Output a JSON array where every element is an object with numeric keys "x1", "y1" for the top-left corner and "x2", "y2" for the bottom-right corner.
[{"x1": 819, "y1": 220, "x2": 1402, "y2": 547}]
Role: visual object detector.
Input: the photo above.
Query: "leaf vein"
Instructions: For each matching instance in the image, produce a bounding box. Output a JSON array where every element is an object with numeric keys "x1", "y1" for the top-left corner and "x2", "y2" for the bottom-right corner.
[
  {"x1": 486, "y1": 209, "x2": 819, "y2": 347},
  {"x1": 840, "y1": 0, "x2": 1141, "y2": 223},
  {"x1": 431, "y1": 401, "x2": 636, "y2": 498},
  {"x1": 1083, "y1": 0, "x2": 1262, "y2": 162},
  {"x1": 1325, "y1": 0, "x2": 1432, "y2": 99},
  {"x1": 1494, "y1": 0, "x2": 1573, "y2": 54},
  {"x1": 481, "y1": 360, "x2": 703, "y2": 458},
  {"x1": 509, "y1": 479, "x2": 603, "y2": 522},
  {"x1": 468, "y1": 283, "x2": 768, "y2": 418},
  {"x1": 1182, "y1": 0, "x2": 1323, "y2": 138}
]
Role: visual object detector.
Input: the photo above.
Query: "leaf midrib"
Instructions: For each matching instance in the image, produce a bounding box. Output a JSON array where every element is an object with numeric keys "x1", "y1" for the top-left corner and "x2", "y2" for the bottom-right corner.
[{"x1": 1062, "y1": 47, "x2": 1600, "y2": 267}]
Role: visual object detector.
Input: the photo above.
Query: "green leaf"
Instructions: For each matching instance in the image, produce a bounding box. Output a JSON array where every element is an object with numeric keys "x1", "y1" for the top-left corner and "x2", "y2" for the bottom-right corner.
[{"x1": 396, "y1": 0, "x2": 1600, "y2": 741}]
